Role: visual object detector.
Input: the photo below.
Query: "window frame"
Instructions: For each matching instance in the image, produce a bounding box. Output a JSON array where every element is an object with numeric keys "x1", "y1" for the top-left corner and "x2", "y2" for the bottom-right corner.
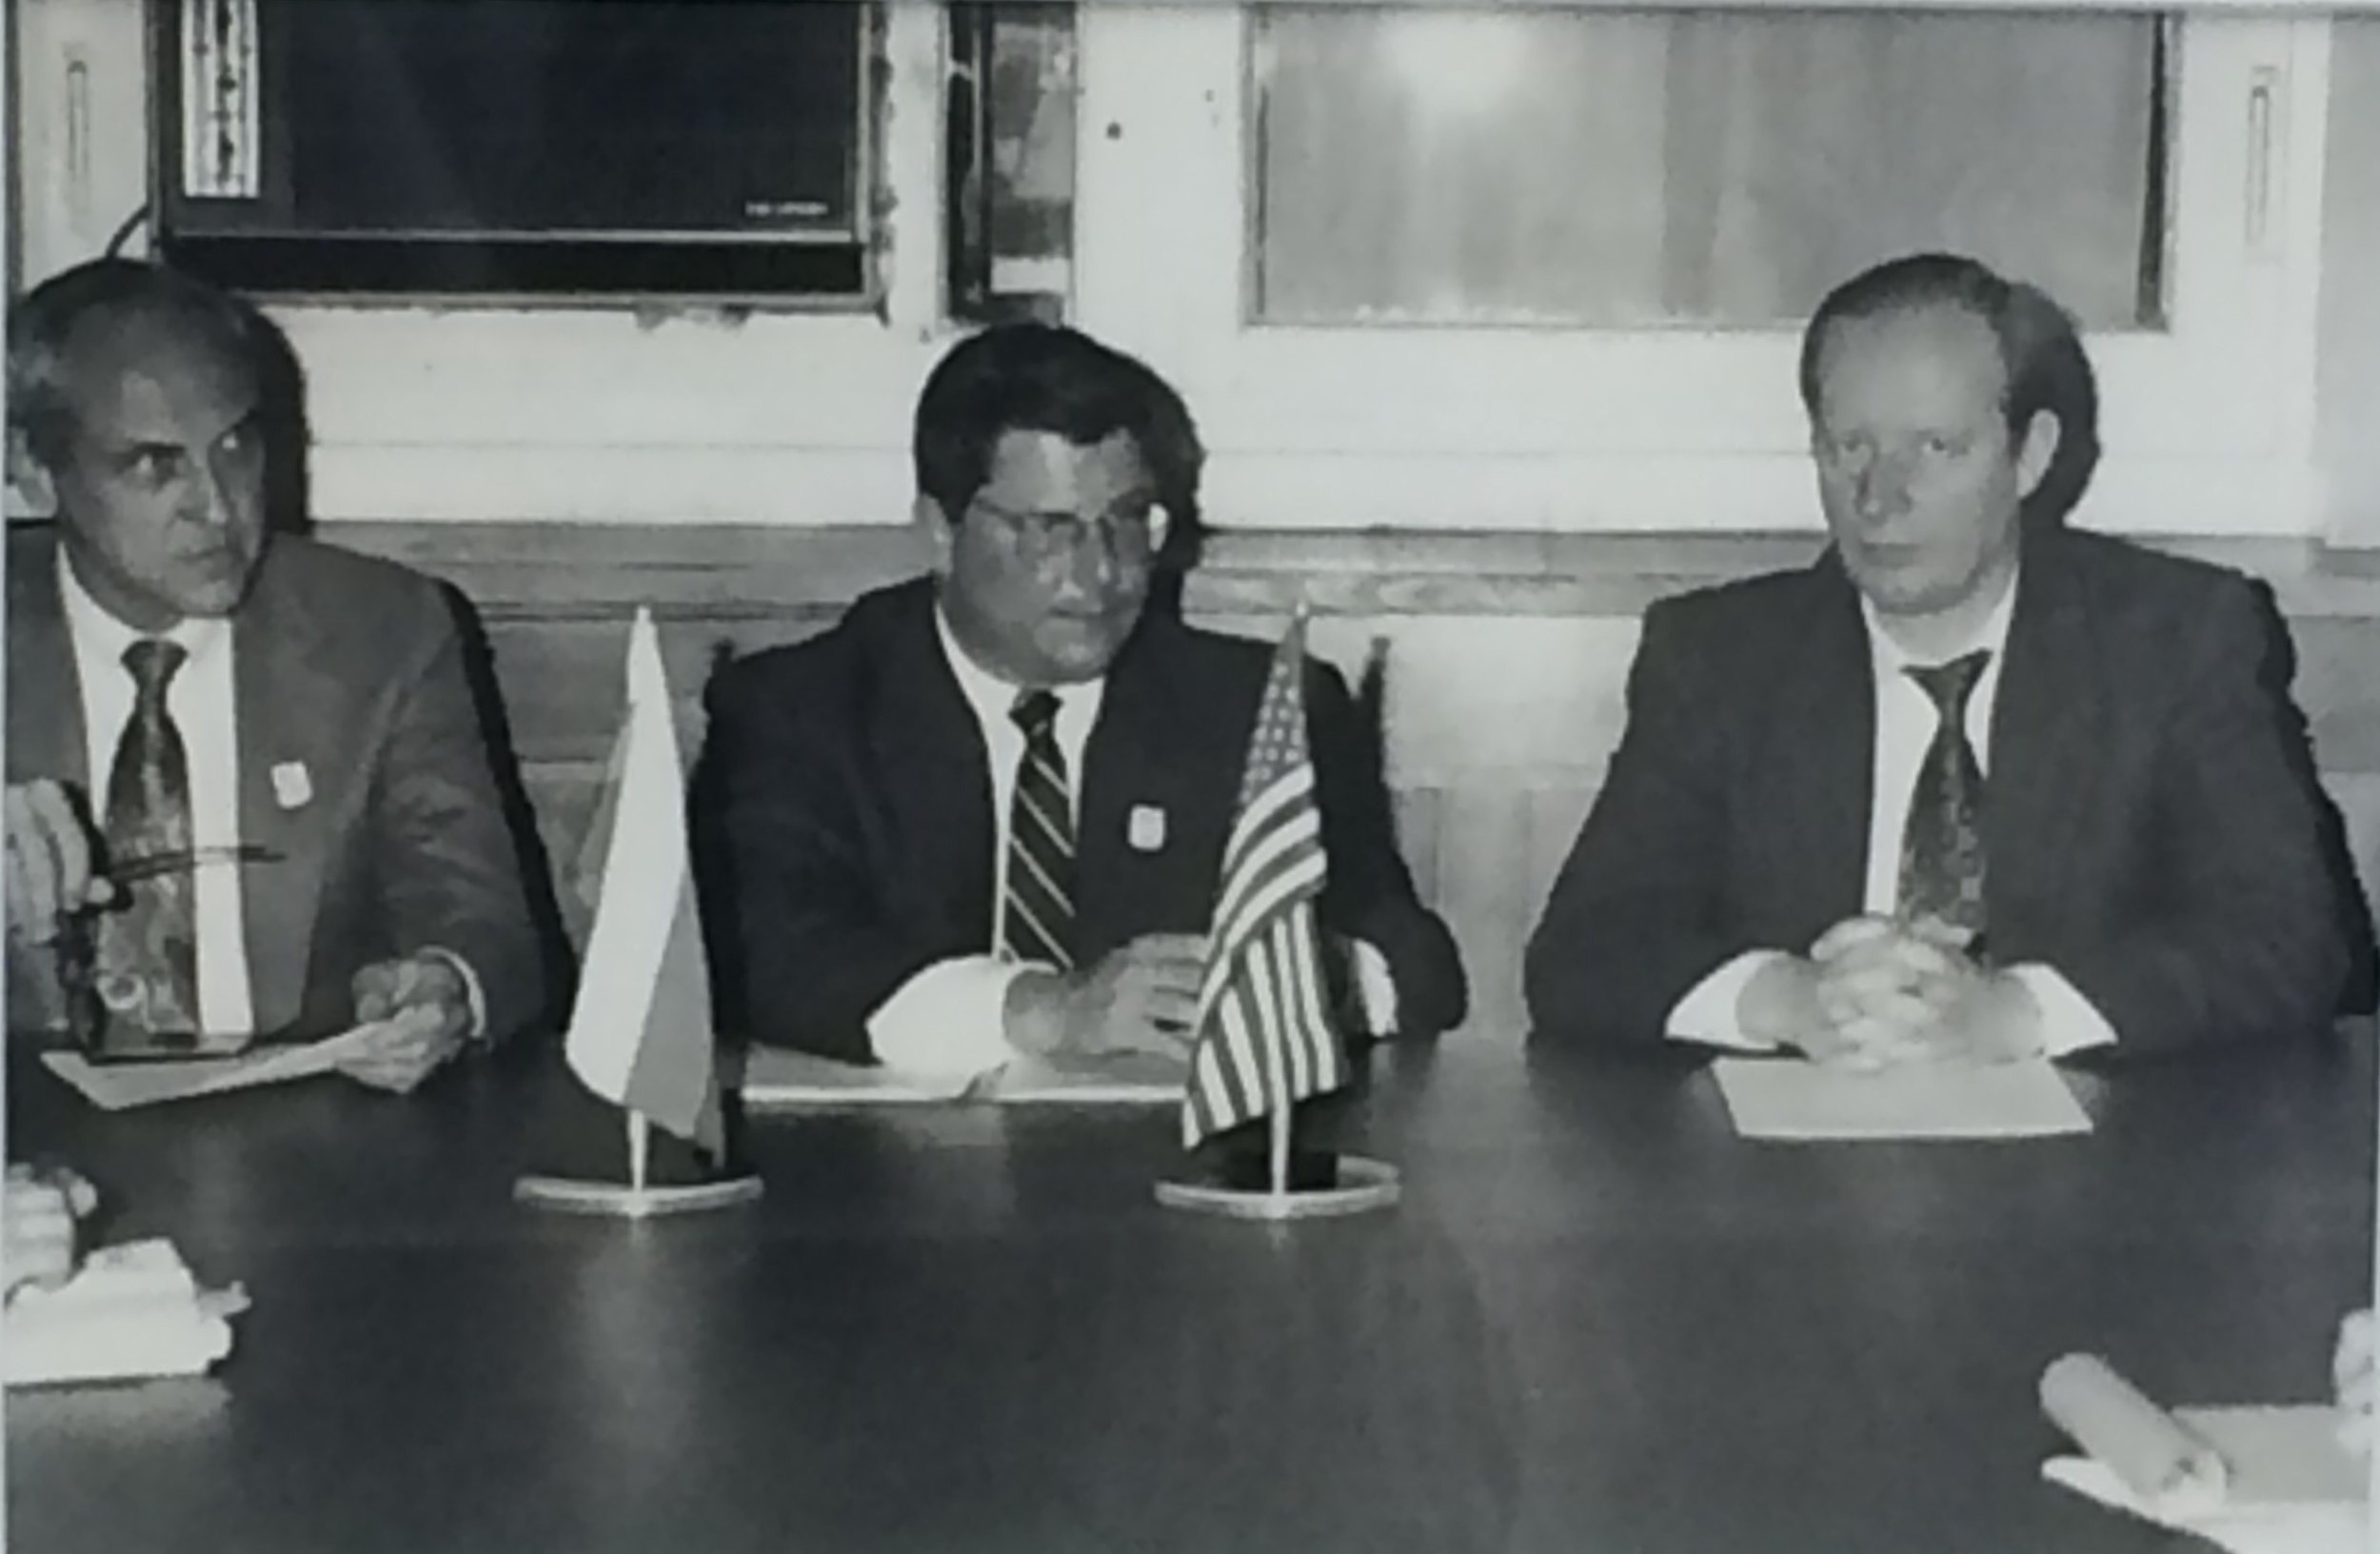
[{"x1": 1069, "y1": 5, "x2": 2333, "y2": 538}]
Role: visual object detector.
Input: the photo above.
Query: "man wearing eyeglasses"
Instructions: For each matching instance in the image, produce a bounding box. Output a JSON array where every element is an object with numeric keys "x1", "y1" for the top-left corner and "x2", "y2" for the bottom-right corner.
[
  {"x1": 696, "y1": 322, "x2": 1466, "y2": 1076},
  {"x1": 4, "y1": 258, "x2": 543, "y2": 1091}
]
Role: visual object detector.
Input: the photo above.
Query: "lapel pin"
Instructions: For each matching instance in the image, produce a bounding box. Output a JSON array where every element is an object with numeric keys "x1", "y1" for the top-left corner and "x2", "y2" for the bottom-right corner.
[
  {"x1": 1128, "y1": 804, "x2": 1167, "y2": 853},
  {"x1": 270, "y1": 761, "x2": 312, "y2": 811}
]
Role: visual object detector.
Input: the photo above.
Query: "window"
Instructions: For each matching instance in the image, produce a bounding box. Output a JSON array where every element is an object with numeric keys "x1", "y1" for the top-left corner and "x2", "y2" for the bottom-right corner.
[
  {"x1": 158, "y1": 0, "x2": 883, "y2": 301},
  {"x1": 1252, "y1": 9, "x2": 2170, "y2": 331},
  {"x1": 1073, "y1": 6, "x2": 2332, "y2": 538},
  {"x1": 946, "y1": 3, "x2": 1078, "y2": 324}
]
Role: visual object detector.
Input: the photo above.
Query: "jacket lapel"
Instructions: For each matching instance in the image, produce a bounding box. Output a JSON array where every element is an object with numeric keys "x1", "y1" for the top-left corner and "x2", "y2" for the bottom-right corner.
[
  {"x1": 4, "y1": 532, "x2": 89, "y2": 794},
  {"x1": 1761, "y1": 557, "x2": 1873, "y2": 933},
  {"x1": 1984, "y1": 537, "x2": 2102, "y2": 938},
  {"x1": 231, "y1": 549, "x2": 333, "y2": 1036},
  {"x1": 5, "y1": 534, "x2": 88, "y2": 1030},
  {"x1": 1075, "y1": 615, "x2": 1231, "y2": 953},
  {"x1": 1076, "y1": 628, "x2": 1166, "y2": 947},
  {"x1": 868, "y1": 587, "x2": 998, "y2": 953}
]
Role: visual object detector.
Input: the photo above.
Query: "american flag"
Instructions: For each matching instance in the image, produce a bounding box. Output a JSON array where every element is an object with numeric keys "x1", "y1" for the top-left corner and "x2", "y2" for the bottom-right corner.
[{"x1": 1182, "y1": 615, "x2": 1351, "y2": 1147}]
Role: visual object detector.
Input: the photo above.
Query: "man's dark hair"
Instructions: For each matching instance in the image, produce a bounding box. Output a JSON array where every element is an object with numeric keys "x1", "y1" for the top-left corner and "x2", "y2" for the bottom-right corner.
[
  {"x1": 8, "y1": 257, "x2": 269, "y2": 467},
  {"x1": 1796, "y1": 251, "x2": 2102, "y2": 529},
  {"x1": 912, "y1": 321, "x2": 1205, "y2": 573}
]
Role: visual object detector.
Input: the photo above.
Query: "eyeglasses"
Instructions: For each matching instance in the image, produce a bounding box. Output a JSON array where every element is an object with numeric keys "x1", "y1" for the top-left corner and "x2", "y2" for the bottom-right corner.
[{"x1": 973, "y1": 499, "x2": 1165, "y2": 564}]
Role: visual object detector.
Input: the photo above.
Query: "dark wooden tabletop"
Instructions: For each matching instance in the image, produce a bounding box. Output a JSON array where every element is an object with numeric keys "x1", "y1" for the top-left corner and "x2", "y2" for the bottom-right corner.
[{"x1": 6, "y1": 1033, "x2": 2372, "y2": 1554}]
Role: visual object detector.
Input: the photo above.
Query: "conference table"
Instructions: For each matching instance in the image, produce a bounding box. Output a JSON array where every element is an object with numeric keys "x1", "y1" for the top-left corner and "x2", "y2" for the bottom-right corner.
[{"x1": 6, "y1": 1030, "x2": 2372, "y2": 1554}]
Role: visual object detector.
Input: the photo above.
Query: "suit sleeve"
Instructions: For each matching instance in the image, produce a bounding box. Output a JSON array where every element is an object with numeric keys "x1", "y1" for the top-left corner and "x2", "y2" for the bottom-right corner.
[
  {"x1": 1525, "y1": 600, "x2": 1761, "y2": 1044},
  {"x1": 370, "y1": 590, "x2": 543, "y2": 1044},
  {"x1": 2049, "y1": 579, "x2": 2359, "y2": 1052},
  {"x1": 693, "y1": 661, "x2": 949, "y2": 1064},
  {"x1": 1304, "y1": 660, "x2": 1468, "y2": 1037}
]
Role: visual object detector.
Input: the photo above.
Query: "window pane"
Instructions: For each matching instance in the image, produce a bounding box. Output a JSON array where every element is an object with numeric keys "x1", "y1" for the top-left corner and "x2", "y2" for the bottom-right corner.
[
  {"x1": 1252, "y1": 7, "x2": 2168, "y2": 329},
  {"x1": 278, "y1": 0, "x2": 866, "y2": 235},
  {"x1": 947, "y1": 4, "x2": 1077, "y2": 323}
]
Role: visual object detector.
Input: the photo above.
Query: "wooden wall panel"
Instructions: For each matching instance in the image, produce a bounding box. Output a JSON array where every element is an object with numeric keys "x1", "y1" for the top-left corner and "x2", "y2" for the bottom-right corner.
[{"x1": 320, "y1": 522, "x2": 2380, "y2": 1042}]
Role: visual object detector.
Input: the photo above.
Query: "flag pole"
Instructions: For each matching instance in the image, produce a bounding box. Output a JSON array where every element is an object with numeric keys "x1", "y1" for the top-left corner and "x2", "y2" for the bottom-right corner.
[
  {"x1": 1267, "y1": 599, "x2": 1309, "y2": 1205},
  {"x1": 626, "y1": 1109, "x2": 649, "y2": 1198},
  {"x1": 1263, "y1": 938, "x2": 1294, "y2": 1204},
  {"x1": 1267, "y1": 1084, "x2": 1292, "y2": 1201}
]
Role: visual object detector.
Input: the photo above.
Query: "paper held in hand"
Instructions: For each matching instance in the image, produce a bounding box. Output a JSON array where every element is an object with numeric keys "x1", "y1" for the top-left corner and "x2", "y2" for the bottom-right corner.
[
  {"x1": 2040, "y1": 1351, "x2": 2367, "y2": 1554},
  {"x1": 5, "y1": 1238, "x2": 248, "y2": 1387},
  {"x1": 38, "y1": 1010, "x2": 432, "y2": 1111}
]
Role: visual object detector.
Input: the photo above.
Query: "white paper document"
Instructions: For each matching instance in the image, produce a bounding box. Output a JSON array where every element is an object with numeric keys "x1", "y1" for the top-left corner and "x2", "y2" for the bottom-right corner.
[
  {"x1": 977, "y1": 1053, "x2": 1183, "y2": 1105},
  {"x1": 740, "y1": 1046, "x2": 1182, "y2": 1108},
  {"x1": 1712, "y1": 1056, "x2": 2092, "y2": 1140},
  {"x1": 5, "y1": 1239, "x2": 247, "y2": 1387},
  {"x1": 39, "y1": 1015, "x2": 409, "y2": 1111},
  {"x1": 2045, "y1": 1405, "x2": 2368, "y2": 1554}
]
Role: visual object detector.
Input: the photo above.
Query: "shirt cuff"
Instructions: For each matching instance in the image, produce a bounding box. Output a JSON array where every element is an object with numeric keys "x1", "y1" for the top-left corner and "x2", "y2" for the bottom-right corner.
[
  {"x1": 1665, "y1": 950, "x2": 1791, "y2": 1049},
  {"x1": 416, "y1": 946, "x2": 487, "y2": 1043},
  {"x1": 868, "y1": 956, "x2": 1028, "y2": 1079},
  {"x1": 2003, "y1": 964, "x2": 2118, "y2": 1059},
  {"x1": 1347, "y1": 939, "x2": 1399, "y2": 1036}
]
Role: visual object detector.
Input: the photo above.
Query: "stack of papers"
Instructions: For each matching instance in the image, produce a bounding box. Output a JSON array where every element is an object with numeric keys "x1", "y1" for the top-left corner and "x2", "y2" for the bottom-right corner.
[
  {"x1": 740, "y1": 1046, "x2": 1183, "y2": 1108},
  {"x1": 5, "y1": 1239, "x2": 247, "y2": 1387},
  {"x1": 1711, "y1": 1056, "x2": 2092, "y2": 1140}
]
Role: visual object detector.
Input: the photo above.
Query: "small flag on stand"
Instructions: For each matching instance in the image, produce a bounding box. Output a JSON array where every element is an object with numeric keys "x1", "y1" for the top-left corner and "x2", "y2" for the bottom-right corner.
[
  {"x1": 1181, "y1": 611, "x2": 1351, "y2": 1155},
  {"x1": 518, "y1": 609, "x2": 760, "y2": 1217},
  {"x1": 564, "y1": 608, "x2": 724, "y2": 1158}
]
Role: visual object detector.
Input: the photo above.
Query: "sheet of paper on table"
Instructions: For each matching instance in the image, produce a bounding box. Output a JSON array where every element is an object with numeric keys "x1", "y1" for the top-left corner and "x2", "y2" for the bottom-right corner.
[
  {"x1": 739, "y1": 1046, "x2": 1182, "y2": 1107},
  {"x1": 39, "y1": 1014, "x2": 415, "y2": 1111},
  {"x1": 4, "y1": 1238, "x2": 248, "y2": 1387},
  {"x1": 2044, "y1": 1405, "x2": 2368, "y2": 1554},
  {"x1": 1712, "y1": 1055, "x2": 2092, "y2": 1140}
]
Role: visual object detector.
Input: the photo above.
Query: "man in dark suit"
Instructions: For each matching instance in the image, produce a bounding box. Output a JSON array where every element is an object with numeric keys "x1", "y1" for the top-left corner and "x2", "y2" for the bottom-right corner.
[
  {"x1": 5, "y1": 259, "x2": 542, "y2": 1089},
  {"x1": 1527, "y1": 252, "x2": 2367, "y2": 1061},
  {"x1": 697, "y1": 322, "x2": 1465, "y2": 1073}
]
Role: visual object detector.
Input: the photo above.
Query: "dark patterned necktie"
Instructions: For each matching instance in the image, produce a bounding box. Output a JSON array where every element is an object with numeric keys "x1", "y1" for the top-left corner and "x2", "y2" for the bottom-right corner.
[
  {"x1": 1002, "y1": 688, "x2": 1076, "y2": 969},
  {"x1": 1897, "y1": 650, "x2": 1991, "y2": 943},
  {"x1": 94, "y1": 638, "x2": 201, "y2": 1038}
]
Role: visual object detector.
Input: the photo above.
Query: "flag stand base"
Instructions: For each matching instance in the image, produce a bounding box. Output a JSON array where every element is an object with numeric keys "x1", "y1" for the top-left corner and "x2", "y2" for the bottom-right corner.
[
  {"x1": 513, "y1": 1173, "x2": 764, "y2": 1218},
  {"x1": 1153, "y1": 1154, "x2": 1398, "y2": 1221}
]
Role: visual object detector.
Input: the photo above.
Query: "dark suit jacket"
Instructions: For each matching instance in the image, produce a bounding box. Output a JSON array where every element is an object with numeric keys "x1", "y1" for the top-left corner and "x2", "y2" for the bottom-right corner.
[
  {"x1": 6, "y1": 529, "x2": 544, "y2": 1044},
  {"x1": 695, "y1": 578, "x2": 1467, "y2": 1063},
  {"x1": 1525, "y1": 528, "x2": 2370, "y2": 1054}
]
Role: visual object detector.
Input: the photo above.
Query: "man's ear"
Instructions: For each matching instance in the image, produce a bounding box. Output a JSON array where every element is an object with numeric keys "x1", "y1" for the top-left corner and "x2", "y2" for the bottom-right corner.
[
  {"x1": 4, "y1": 424, "x2": 57, "y2": 520},
  {"x1": 914, "y1": 493, "x2": 955, "y2": 576},
  {"x1": 2014, "y1": 408, "x2": 2061, "y2": 502},
  {"x1": 1148, "y1": 505, "x2": 1172, "y2": 555}
]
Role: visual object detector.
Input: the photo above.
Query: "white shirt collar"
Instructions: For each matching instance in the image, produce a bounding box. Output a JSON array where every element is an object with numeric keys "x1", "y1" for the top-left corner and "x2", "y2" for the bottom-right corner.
[
  {"x1": 56, "y1": 547, "x2": 231, "y2": 672},
  {"x1": 1858, "y1": 567, "x2": 2019, "y2": 678},
  {"x1": 931, "y1": 604, "x2": 1106, "y2": 729}
]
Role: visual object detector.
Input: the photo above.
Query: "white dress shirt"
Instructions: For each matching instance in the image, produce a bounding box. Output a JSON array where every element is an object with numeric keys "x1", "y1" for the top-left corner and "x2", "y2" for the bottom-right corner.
[
  {"x1": 868, "y1": 610, "x2": 1399, "y2": 1077},
  {"x1": 1666, "y1": 571, "x2": 2117, "y2": 1057},
  {"x1": 60, "y1": 552, "x2": 254, "y2": 1037}
]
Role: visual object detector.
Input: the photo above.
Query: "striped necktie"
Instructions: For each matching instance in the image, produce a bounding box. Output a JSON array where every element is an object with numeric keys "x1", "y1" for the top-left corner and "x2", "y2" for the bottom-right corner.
[
  {"x1": 1002, "y1": 688, "x2": 1076, "y2": 969},
  {"x1": 1897, "y1": 649, "x2": 1991, "y2": 945},
  {"x1": 94, "y1": 638, "x2": 202, "y2": 1039}
]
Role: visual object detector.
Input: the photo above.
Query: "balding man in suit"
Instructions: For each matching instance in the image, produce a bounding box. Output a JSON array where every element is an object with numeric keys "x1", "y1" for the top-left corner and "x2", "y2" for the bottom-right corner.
[{"x1": 5, "y1": 259, "x2": 543, "y2": 1089}]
